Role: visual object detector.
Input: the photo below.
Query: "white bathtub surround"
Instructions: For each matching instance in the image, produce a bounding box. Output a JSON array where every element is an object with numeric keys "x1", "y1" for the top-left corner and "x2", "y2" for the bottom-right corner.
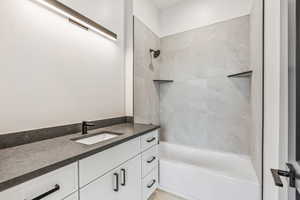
[
  {"x1": 132, "y1": 1, "x2": 263, "y2": 200},
  {"x1": 134, "y1": 14, "x2": 251, "y2": 156},
  {"x1": 159, "y1": 16, "x2": 251, "y2": 156},
  {"x1": 133, "y1": 13, "x2": 259, "y2": 200},
  {"x1": 159, "y1": 142, "x2": 260, "y2": 200}
]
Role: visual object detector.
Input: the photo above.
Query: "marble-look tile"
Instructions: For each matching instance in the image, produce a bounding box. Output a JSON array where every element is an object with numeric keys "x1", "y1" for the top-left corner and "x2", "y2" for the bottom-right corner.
[
  {"x1": 159, "y1": 16, "x2": 251, "y2": 155},
  {"x1": 134, "y1": 16, "x2": 251, "y2": 155},
  {"x1": 134, "y1": 17, "x2": 160, "y2": 125}
]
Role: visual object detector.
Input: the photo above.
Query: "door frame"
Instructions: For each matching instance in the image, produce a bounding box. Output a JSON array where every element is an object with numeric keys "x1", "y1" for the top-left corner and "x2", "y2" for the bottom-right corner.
[
  {"x1": 263, "y1": 0, "x2": 289, "y2": 199},
  {"x1": 263, "y1": 0, "x2": 293, "y2": 199}
]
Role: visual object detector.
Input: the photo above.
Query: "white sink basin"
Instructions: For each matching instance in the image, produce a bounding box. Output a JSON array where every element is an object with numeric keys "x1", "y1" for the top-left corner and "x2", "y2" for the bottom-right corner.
[{"x1": 75, "y1": 133, "x2": 119, "y2": 145}]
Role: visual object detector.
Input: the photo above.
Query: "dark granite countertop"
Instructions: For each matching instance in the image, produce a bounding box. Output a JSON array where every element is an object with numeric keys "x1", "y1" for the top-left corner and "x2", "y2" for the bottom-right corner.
[{"x1": 0, "y1": 123, "x2": 159, "y2": 192}]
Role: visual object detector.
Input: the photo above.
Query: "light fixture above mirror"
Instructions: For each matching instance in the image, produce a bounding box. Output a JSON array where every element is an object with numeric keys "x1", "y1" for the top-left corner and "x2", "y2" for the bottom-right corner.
[{"x1": 35, "y1": 0, "x2": 118, "y2": 41}]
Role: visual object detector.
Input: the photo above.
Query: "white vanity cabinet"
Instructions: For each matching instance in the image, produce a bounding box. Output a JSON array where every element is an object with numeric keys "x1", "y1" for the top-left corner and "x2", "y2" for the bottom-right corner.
[
  {"x1": 0, "y1": 129, "x2": 159, "y2": 200},
  {"x1": 79, "y1": 130, "x2": 159, "y2": 200},
  {"x1": 80, "y1": 155, "x2": 141, "y2": 200}
]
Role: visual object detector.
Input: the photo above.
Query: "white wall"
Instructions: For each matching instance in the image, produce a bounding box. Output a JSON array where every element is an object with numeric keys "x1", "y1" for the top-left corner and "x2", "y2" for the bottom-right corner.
[
  {"x1": 0, "y1": 0, "x2": 126, "y2": 134},
  {"x1": 160, "y1": 0, "x2": 253, "y2": 37},
  {"x1": 133, "y1": 0, "x2": 253, "y2": 38},
  {"x1": 133, "y1": 0, "x2": 160, "y2": 36}
]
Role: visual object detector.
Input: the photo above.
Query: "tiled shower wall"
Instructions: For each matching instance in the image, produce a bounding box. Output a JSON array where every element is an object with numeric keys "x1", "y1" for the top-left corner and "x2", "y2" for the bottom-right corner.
[
  {"x1": 159, "y1": 16, "x2": 251, "y2": 155},
  {"x1": 134, "y1": 16, "x2": 251, "y2": 155},
  {"x1": 134, "y1": 17, "x2": 160, "y2": 125}
]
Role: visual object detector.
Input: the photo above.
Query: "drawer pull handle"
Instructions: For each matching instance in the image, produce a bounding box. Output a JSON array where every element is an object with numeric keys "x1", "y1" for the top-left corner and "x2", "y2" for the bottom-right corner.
[
  {"x1": 147, "y1": 180, "x2": 156, "y2": 189},
  {"x1": 121, "y1": 169, "x2": 126, "y2": 186},
  {"x1": 147, "y1": 137, "x2": 156, "y2": 143},
  {"x1": 30, "y1": 184, "x2": 60, "y2": 200},
  {"x1": 147, "y1": 156, "x2": 156, "y2": 164},
  {"x1": 113, "y1": 173, "x2": 119, "y2": 192}
]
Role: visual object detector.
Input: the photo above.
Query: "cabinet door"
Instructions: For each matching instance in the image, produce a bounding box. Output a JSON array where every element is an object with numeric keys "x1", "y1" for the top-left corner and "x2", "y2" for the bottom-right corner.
[
  {"x1": 64, "y1": 192, "x2": 78, "y2": 200},
  {"x1": 80, "y1": 170, "x2": 119, "y2": 200},
  {"x1": 79, "y1": 137, "x2": 140, "y2": 187},
  {"x1": 80, "y1": 155, "x2": 142, "y2": 200},
  {"x1": 118, "y1": 155, "x2": 142, "y2": 200}
]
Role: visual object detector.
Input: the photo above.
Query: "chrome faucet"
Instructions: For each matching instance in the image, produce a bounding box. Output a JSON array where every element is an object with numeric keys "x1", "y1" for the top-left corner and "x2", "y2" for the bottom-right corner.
[{"x1": 81, "y1": 121, "x2": 95, "y2": 135}]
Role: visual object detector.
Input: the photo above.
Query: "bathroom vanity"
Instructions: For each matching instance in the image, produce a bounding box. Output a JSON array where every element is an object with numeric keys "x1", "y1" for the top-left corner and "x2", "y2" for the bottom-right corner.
[{"x1": 0, "y1": 124, "x2": 159, "y2": 200}]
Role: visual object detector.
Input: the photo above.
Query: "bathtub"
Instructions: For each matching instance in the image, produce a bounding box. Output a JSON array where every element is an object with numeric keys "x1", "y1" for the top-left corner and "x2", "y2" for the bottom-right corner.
[{"x1": 158, "y1": 142, "x2": 260, "y2": 200}]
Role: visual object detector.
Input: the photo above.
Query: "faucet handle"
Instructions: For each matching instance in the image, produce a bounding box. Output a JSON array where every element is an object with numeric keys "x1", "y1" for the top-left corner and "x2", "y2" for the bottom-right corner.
[{"x1": 81, "y1": 121, "x2": 95, "y2": 135}]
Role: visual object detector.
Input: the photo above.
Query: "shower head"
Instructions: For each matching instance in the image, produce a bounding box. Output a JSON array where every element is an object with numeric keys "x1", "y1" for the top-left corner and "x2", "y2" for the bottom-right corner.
[{"x1": 150, "y1": 49, "x2": 161, "y2": 58}]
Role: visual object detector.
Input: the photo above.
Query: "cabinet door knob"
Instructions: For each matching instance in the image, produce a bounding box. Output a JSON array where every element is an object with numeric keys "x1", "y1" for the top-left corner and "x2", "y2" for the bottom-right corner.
[
  {"x1": 121, "y1": 169, "x2": 126, "y2": 186},
  {"x1": 113, "y1": 173, "x2": 119, "y2": 192}
]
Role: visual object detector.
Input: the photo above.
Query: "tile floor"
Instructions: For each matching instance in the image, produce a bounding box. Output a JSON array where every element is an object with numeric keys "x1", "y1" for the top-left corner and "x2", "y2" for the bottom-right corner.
[{"x1": 150, "y1": 190, "x2": 186, "y2": 200}]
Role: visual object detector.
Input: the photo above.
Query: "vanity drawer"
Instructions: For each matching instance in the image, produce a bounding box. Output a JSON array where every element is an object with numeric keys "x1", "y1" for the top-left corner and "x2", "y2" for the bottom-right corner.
[
  {"x1": 142, "y1": 145, "x2": 158, "y2": 178},
  {"x1": 142, "y1": 167, "x2": 159, "y2": 200},
  {"x1": 79, "y1": 137, "x2": 140, "y2": 187},
  {"x1": 141, "y1": 130, "x2": 159, "y2": 152},
  {"x1": 0, "y1": 163, "x2": 78, "y2": 200}
]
